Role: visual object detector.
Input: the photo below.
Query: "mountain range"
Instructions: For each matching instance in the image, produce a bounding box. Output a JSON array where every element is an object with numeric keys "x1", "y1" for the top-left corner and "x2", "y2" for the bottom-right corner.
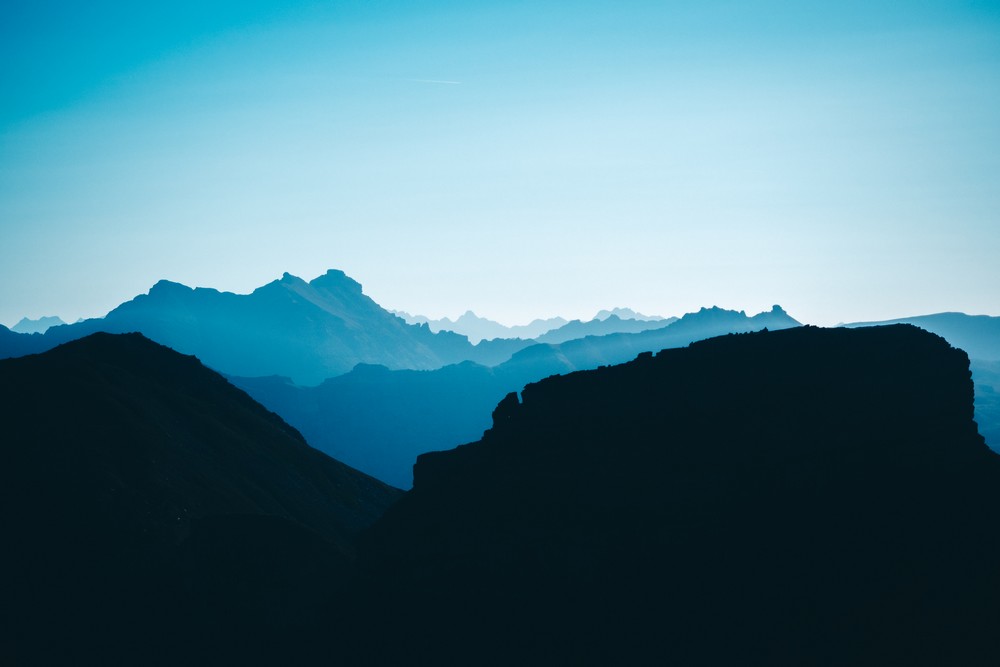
[
  {"x1": 232, "y1": 304, "x2": 800, "y2": 487},
  {"x1": 392, "y1": 309, "x2": 569, "y2": 343},
  {"x1": 392, "y1": 307, "x2": 675, "y2": 344},
  {"x1": 3, "y1": 268, "x2": 998, "y2": 489},
  {"x1": 0, "y1": 271, "x2": 532, "y2": 384},
  {"x1": 11, "y1": 315, "x2": 66, "y2": 334},
  {"x1": 5, "y1": 321, "x2": 1000, "y2": 663}
]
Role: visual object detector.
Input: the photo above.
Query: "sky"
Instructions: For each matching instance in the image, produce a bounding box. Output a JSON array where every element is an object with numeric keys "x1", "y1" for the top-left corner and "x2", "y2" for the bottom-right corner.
[{"x1": 2, "y1": 0, "x2": 999, "y2": 328}]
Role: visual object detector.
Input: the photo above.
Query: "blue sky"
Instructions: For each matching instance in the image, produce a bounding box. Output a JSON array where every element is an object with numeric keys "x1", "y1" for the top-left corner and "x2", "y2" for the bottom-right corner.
[{"x1": 2, "y1": 1, "x2": 999, "y2": 327}]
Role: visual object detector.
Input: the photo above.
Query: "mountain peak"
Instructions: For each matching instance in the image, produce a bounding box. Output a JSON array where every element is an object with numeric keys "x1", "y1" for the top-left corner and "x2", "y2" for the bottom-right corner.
[
  {"x1": 148, "y1": 279, "x2": 192, "y2": 294},
  {"x1": 11, "y1": 315, "x2": 66, "y2": 334},
  {"x1": 309, "y1": 269, "x2": 363, "y2": 293}
]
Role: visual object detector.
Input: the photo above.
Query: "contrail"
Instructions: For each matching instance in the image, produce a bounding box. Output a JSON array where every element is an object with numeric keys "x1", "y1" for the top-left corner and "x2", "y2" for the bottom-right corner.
[{"x1": 408, "y1": 78, "x2": 462, "y2": 85}]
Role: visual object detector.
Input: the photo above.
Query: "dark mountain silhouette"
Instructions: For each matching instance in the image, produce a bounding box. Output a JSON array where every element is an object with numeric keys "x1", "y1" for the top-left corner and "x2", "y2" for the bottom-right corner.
[
  {"x1": 337, "y1": 325, "x2": 1000, "y2": 665},
  {"x1": 393, "y1": 309, "x2": 568, "y2": 343},
  {"x1": 10, "y1": 314, "x2": 65, "y2": 333},
  {"x1": 534, "y1": 313, "x2": 678, "y2": 344},
  {"x1": 0, "y1": 270, "x2": 532, "y2": 384},
  {"x1": 844, "y1": 312, "x2": 1000, "y2": 450},
  {"x1": 233, "y1": 305, "x2": 800, "y2": 487},
  {"x1": 1, "y1": 333, "x2": 400, "y2": 663}
]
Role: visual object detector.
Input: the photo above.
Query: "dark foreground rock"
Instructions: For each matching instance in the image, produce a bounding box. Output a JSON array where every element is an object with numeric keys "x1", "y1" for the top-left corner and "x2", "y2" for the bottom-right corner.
[
  {"x1": 343, "y1": 325, "x2": 1000, "y2": 666},
  {"x1": 0, "y1": 333, "x2": 400, "y2": 664}
]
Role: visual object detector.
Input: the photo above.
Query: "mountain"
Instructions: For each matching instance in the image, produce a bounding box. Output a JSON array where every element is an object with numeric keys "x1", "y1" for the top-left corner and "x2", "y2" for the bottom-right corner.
[
  {"x1": 0, "y1": 270, "x2": 531, "y2": 384},
  {"x1": 534, "y1": 313, "x2": 678, "y2": 344},
  {"x1": 338, "y1": 325, "x2": 1000, "y2": 665},
  {"x1": 393, "y1": 309, "x2": 568, "y2": 343},
  {"x1": 843, "y1": 312, "x2": 1000, "y2": 450},
  {"x1": 593, "y1": 306, "x2": 666, "y2": 321},
  {"x1": 2, "y1": 332, "x2": 401, "y2": 663},
  {"x1": 232, "y1": 305, "x2": 800, "y2": 487},
  {"x1": 10, "y1": 314, "x2": 66, "y2": 333}
]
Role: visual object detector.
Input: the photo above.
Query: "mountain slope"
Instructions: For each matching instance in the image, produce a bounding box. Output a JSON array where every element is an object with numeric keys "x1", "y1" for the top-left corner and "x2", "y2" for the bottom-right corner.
[
  {"x1": 342, "y1": 325, "x2": 1000, "y2": 665},
  {"x1": 1, "y1": 333, "x2": 401, "y2": 662}
]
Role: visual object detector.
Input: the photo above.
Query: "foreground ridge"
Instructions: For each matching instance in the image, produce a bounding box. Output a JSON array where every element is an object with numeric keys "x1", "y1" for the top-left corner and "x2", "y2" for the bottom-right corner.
[{"x1": 346, "y1": 325, "x2": 1000, "y2": 666}]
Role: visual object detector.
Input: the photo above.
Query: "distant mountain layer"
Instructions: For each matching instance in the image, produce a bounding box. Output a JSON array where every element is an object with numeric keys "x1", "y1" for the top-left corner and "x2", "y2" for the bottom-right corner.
[
  {"x1": 340, "y1": 325, "x2": 1000, "y2": 665},
  {"x1": 11, "y1": 315, "x2": 65, "y2": 333},
  {"x1": 393, "y1": 309, "x2": 568, "y2": 343},
  {"x1": 534, "y1": 313, "x2": 678, "y2": 344},
  {"x1": 2, "y1": 332, "x2": 400, "y2": 662},
  {"x1": 0, "y1": 270, "x2": 531, "y2": 384},
  {"x1": 393, "y1": 307, "x2": 676, "y2": 343},
  {"x1": 594, "y1": 307, "x2": 665, "y2": 321},
  {"x1": 233, "y1": 305, "x2": 800, "y2": 487}
]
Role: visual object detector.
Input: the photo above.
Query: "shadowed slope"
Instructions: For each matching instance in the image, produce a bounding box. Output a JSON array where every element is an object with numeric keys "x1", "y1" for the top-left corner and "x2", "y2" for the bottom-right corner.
[{"x1": 1, "y1": 333, "x2": 400, "y2": 663}]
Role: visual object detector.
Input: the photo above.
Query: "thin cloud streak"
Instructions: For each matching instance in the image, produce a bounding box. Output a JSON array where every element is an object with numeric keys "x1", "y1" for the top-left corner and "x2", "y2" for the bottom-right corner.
[{"x1": 407, "y1": 78, "x2": 462, "y2": 85}]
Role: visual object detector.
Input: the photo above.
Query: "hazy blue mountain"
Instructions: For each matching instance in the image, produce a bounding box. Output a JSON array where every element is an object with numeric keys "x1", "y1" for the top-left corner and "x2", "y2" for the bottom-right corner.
[
  {"x1": 233, "y1": 305, "x2": 800, "y2": 487},
  {"x1": 339, "y1": 325, "x2": 1000, "y2": 665},
  {"x1": 11, "y1": 315, "x2": 65, "y2": 333},
  {"x1": 534, "y1": 313, "x2": 678, "y2": 344},
  {"x1": 594, "y1": 307, "x2": 667, "y2": 321},
  {"x1": 2, "y1": 332, "x2": 400, "y2": 663},
  {"x1": 0, "y1": 270, "x2": 532, "y2": 384},
  {"x1": 393, "y1": 309, "x2": 568, "y2": 343}
]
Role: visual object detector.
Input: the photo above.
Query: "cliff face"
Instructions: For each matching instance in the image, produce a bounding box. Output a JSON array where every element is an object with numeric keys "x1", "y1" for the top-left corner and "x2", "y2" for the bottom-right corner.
[{"x1": 353, "y1": 325, "x2": 1000, "y2": 666}]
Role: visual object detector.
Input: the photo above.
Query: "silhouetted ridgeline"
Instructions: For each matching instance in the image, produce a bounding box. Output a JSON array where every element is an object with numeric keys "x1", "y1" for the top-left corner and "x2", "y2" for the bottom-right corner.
[
  {"x1": 1, "y1": 333, "x2": 400, "y2": 664},
  {"x1": 341, "y1": 325, "x2": 1000, "y2": 665},
  {"x1": 232, "y1": 304, "x2": 801, "y2": 487}
]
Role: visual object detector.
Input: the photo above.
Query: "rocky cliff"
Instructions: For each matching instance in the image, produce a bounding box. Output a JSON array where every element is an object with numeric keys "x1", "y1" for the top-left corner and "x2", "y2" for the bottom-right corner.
[{"x1": 348, "y1": 325, "x2": 1000, "y2": 665}]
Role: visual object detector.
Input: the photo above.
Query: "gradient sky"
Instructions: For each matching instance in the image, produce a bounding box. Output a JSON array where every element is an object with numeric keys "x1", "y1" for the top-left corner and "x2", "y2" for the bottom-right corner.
[{"x1": 2, "y1": 0, "x2": 999, "y2": 328}]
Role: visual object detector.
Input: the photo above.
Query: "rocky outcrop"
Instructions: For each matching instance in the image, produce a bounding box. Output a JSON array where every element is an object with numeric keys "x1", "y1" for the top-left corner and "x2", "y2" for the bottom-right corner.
[{"x1": 349, "y1": 325, "x2": 1000, "y2": 665}]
